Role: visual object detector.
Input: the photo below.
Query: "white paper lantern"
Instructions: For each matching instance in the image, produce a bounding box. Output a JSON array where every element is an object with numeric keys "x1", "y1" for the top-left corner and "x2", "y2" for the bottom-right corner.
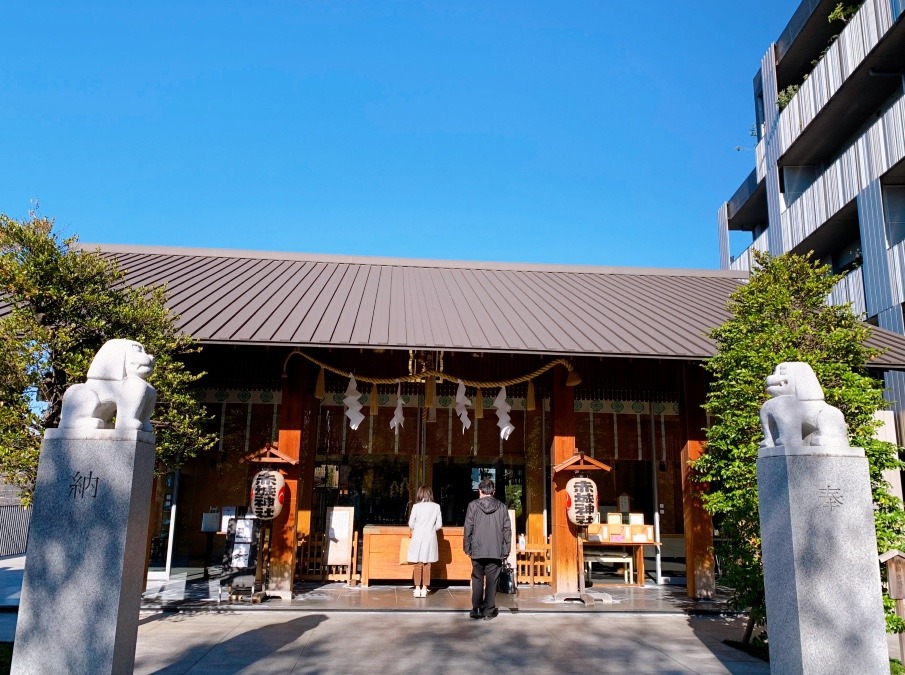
[
  {"x1": 250, "y1": 470, "x2": 288, "y2": 520},
  {"x1": 565, "y1": 476, "x2": 597, "y2": 526}
]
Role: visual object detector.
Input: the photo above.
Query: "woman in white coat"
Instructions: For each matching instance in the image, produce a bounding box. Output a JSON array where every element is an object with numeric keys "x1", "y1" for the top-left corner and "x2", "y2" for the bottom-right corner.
[{"x1": 407, "y1": 485, "x2": 442, "y2": 597}]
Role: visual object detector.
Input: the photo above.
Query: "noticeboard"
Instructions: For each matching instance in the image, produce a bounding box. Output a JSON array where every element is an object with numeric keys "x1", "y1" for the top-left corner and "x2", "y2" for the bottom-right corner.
[
  {"x1": 201, "y1": 512, "x2": 220, "y2": 533},
  {"x1": 325, "y1": 506, "x2": 354, "y2": 566},
  {"x1": 220, "y1": 506, "x2": 237, "y2": 533}
]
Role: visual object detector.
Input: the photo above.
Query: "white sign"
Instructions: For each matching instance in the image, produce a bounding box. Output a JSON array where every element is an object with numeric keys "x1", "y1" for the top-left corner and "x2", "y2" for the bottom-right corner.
[
  {"x1": 234, "y1": 517, "x2": 255, "y2": 544},
  {"x1": 325, "y1": 506, "x2": 354, "y2": 566},
  {"x1": 230, "y1": 543, "x2": 251, "y2": 568},
  {"x1": 220, "y1": 506, "x2": 237, "y2": 533}
]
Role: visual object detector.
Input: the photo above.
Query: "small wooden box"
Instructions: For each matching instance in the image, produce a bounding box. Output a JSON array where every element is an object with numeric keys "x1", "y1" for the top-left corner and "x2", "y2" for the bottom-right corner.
[
  {"x1": 630, "y1": 524, "x2": 654, "y2": 543},
  {"x1": 608, "y1": 524, "x2": 627, "y2": 542}
]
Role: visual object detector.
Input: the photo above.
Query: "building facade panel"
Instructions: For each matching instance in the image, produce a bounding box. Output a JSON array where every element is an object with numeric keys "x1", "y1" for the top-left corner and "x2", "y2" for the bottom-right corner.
[{"x1": 720, "y1": 0, "x2": 905, "y2": 441}]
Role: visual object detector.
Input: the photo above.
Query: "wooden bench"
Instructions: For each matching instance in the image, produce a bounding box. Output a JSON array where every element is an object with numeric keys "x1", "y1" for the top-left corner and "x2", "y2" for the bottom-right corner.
[{"x1": 584, "y1": 548, "x2": 633, "y2": 584}]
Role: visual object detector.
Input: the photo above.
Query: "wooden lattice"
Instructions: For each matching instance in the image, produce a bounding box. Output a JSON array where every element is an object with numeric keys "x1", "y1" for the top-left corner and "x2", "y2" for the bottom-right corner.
[
  {"x1": 516, "y1": 536, "x2": 551, "y2": 585},
  {"x1": 296, "y1": 531, "x2": 360, "y2": 584}
]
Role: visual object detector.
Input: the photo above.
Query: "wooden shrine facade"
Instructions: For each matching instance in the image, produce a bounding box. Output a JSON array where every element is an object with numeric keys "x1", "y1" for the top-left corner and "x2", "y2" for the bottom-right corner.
[{"x1": 168, "y1": 345, "x2": 716, "y2": 599}]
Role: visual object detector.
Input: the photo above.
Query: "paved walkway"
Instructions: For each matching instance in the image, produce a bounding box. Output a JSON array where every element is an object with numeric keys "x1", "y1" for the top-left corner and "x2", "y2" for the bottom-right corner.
[
  {"x1": 0, "y1": 610, "x2": 769, "y2": 674},
  {"x1": 0, "y1": 553, "x2": 899, "y2": 673}
]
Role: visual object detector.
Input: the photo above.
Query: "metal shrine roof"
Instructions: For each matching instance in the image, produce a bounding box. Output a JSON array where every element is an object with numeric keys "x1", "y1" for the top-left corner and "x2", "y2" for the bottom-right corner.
[{"x1": 33, "y1": 243, "x2": 905, "y2": 367}]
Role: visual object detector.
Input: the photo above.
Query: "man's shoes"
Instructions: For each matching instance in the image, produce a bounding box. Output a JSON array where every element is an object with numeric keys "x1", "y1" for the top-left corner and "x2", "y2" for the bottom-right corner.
[
  {"x1": 483, "y1": 608, "x2": 499, "y2": 620},
  {"x1": 469, "y1": 609, "x2": 482, "y2": 619}
]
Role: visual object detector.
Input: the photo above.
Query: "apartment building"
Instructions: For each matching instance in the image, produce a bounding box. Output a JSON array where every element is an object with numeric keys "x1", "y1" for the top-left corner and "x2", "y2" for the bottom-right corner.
[{"x1": 718, "y1": 0, "x2": 905, "y2": 439}]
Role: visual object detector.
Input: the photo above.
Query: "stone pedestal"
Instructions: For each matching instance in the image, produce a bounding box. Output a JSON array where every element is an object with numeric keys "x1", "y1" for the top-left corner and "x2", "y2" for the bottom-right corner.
[
  {"x1": 757, "y1": 445, "x2": 888, "y2": 674},
  {"x1": 12, "y1": 429, "x2": 156, "y2": 675}
]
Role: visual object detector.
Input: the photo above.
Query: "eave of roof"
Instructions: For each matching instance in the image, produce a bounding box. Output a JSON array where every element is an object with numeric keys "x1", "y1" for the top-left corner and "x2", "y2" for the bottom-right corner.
[
  {"x1": 84, "y1": 243, "x2": 747, "y2": 361},
  {"x1": 3, "y1": 242, "x2": 903, "y2": 370}
]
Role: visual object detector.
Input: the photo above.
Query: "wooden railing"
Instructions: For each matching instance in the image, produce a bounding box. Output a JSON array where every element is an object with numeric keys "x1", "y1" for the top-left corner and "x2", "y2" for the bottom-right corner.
[
  {"x1": 296, "y1": 531, "x2": 359, "y2": 585},
  {"x1": 515, "y1": 536, "x2": 551, "y2": 585}
]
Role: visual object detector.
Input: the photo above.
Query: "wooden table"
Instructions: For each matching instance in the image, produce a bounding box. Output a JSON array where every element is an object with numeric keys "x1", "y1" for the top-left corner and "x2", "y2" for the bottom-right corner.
[
  {"x1": 579, "y1": 538, "x2": 660, "y2": 587},
  {"x1": 360, "y1": 525, "x2": 473, "y2": 587}
]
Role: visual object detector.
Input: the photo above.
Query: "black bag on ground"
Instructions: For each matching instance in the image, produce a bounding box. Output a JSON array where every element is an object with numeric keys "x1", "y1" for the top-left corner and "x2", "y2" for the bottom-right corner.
[{"x1": 497, "y1": 562, "x2": 517, "y2": 595}]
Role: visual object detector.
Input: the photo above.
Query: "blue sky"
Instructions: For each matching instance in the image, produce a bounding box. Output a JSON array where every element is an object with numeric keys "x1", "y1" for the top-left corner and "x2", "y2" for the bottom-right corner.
[{"x1": 1, "y1": 1, "x2": 795, "y2": 269}]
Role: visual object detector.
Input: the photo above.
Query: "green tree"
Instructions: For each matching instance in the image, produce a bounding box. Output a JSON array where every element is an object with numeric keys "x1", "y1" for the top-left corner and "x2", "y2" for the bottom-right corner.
[
  {"x1": 692, "y1": 250, "x2": 905, "y2": 643},
  {"x1": 0, "y1": 213, "x2": 216, "y2": 503}
]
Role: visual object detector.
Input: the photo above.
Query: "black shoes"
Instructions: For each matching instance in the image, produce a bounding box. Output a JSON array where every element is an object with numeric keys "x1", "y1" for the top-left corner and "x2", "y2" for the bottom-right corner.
[
  {"x1": 469, "y1": 610, "x2": 482, "y2": 619},
  {"x1": 483, "y1": 608, "x2": 498, "y2": 620}
]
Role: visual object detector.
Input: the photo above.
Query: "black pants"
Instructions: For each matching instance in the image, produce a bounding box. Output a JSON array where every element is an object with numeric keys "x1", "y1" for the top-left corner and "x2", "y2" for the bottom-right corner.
[{"x1": 470, "y1": 558, "x2": 501, "y2": 613}]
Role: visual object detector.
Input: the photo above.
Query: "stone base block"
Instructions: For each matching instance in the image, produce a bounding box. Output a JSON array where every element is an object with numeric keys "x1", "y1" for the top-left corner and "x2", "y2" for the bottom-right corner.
[
  {"x1": 12, "y1": 432, "x2": 155, "y2": 675},
  {"x1": 757, "y1": 447, "x2": 888, "y2": 674}
]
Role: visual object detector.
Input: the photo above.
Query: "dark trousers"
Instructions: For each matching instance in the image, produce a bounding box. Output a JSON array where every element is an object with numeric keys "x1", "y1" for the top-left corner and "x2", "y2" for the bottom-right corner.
[{"x1": 470, "y1": 558, "x2": 501, "y2": 613}]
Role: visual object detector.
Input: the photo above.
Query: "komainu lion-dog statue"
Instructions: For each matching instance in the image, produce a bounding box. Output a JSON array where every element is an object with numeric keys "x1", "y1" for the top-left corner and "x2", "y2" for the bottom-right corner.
[
  {"x1": 759, "y1": 361, "x2": 849, "y2": 448},
  {"x1": 58, "y1": 339, "x2": 157, "y2": 432}
]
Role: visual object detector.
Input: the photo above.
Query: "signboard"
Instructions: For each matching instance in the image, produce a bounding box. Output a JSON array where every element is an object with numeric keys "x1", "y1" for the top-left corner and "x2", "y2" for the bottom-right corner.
[
  {"x1": 325, "y1": 506, "x2": 354, "y2": 566},
  {"x1": 229, "y1": 543, "x2": 251, "y2": 568},
  {"x1": 220, "y1": 506, "x2": 237, "y2": 533},
  {"x1": 201, "y1": 512, "x2": 220, "y2": 533},
  {"x1": 223, "y1": 517, "x2": 257, "y2": 571},
  {"x1": 234, "y1": 517, "x2": 255, "y2": 543}
]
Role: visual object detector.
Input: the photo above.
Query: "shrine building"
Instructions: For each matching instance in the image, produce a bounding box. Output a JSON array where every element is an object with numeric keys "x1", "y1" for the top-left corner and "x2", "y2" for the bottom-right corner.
[{"x1": 94, "y1": 243, "x2": 905, "y2": 599}]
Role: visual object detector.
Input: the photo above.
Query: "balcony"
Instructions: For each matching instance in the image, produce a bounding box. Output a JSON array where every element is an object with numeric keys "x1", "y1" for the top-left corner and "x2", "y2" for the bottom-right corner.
[
  {"x1": 730, "y1": 229, "x2": 770, "y2": 271},
  {"x1": 726, "y1": 168, "x2": 767, "y2": 234},
  {"x1": 781, "y1": 94, "x2": 905, "y2": 251},
  {"x1": 828, "y1": 266, "x2": 866, "y2": 317},
  {"x1": 773, "y1": 0, "x2": 905, "y2": 167}
]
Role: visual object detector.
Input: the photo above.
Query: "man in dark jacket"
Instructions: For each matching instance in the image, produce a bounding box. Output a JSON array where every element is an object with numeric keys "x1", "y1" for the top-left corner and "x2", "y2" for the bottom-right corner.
[{"x1": 463, "y1": 478, "x2": 511, "y2": 620}]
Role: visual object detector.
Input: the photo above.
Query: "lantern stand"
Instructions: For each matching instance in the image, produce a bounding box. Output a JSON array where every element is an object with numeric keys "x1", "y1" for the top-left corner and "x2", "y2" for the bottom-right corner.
[
  {"x1": 551, "y1": 452, "x2": 611, "y2": 605},
  {"x1": 245, "y1": 444, "x2": 297, "y2": 603}
]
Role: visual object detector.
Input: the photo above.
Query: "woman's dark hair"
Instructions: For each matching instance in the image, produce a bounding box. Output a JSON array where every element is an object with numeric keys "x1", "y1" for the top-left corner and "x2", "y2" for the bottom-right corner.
[{"x1": 416, "y1": 485, "x2": 434, "y2": 502}]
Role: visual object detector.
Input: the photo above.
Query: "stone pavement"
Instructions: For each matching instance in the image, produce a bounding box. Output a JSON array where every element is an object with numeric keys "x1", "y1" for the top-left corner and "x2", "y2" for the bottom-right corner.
[
  {"x1": 0, "y1": 554, "x2": 22, "y2": 609},
  {"x1": 0, "y1": 553, "x2": 900, "y2": 673},
  {"x1": 0, "y1": 609, "x2": 769, "y2": 674}
]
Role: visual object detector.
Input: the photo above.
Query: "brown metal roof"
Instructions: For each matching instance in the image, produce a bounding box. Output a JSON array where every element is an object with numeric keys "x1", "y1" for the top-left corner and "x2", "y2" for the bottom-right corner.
[
  {"x1": 85, "y1": 243, "x2": 745, "y2": 360},
  {"x1": 7, "y1": 242, "x2": 905, "y2": 368}
]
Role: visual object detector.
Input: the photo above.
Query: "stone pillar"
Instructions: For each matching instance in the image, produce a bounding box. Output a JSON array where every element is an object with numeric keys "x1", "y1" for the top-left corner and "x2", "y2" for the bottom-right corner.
[
  {"x1": 758, "y1": 444, "x2": 888, "y2": 674},
  {"x1": 12, "y1": 429, "x2": 155, "y2": 674}
]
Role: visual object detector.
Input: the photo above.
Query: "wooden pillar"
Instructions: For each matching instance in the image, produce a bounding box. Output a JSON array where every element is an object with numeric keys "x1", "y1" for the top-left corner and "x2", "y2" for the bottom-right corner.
[
  {"x1": 550, "y1": 367, "x2": 579, "y2": 597},
  {"x1": 296, "y1": 387, "x2": 319, "y2": 538},
  {"x1": 270, "y1": 356, "x2": 305, "y2": 600},
  {"x1": 525, "y1": 405, "x2": 545, "y2": 543},
  {"x1": 680, "y1": 362, "x2": 715, "y2": 598}
]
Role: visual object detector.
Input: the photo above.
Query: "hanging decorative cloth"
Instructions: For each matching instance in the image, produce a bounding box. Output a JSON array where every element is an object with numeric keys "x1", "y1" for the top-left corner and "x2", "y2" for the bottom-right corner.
[
  {"x1": 494, "y1": 386, "x2": 515, "y2": 441},
  {"x1": 454, "y1": 379, "x2": 471, "y2": 433},
  {"x1": 344, "y1": 376, "x2": 365, "y2": 430},
  {"x1": 390, "y1": 383, "x2": 405, "y2": 435}
]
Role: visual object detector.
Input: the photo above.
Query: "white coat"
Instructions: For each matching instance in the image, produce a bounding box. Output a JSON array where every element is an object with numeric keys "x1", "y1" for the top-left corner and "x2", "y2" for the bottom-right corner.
[{"x1": 407, "y1": 500, "x2": 442, "y2": 563}]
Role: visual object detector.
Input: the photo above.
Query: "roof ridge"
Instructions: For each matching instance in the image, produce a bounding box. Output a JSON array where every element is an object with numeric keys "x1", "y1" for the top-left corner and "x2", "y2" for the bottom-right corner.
[{"x1": 80, "y1": 242, "x2": 748, "y2": 279}]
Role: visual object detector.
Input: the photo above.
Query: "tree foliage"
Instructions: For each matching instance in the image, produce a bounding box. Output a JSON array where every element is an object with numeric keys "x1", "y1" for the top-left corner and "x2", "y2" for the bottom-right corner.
[
  {"x1": 692, "y1": 250, "x2": 905, "y2": 637},
  {"x1": 0, "y1": 214, "x2": 216, "y2": 503}
]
